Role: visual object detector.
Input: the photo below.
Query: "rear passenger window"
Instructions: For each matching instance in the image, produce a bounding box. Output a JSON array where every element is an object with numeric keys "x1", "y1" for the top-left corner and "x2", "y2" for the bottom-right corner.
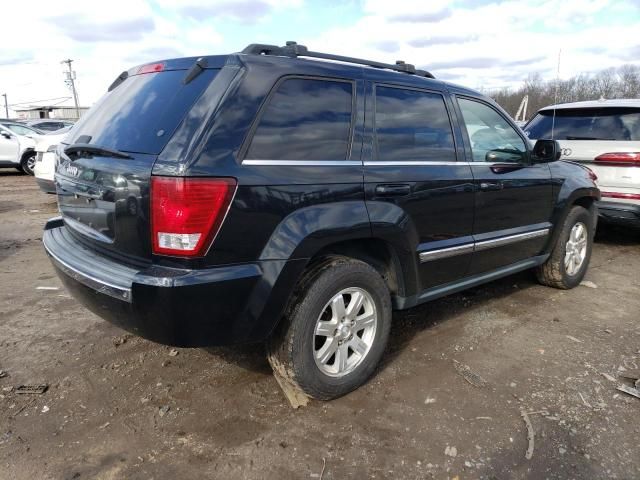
[
  {"x1": 375, "y1": 86, "x2": 455, "y2": 162},
  {"x1": 246, "y1": 78, "x2": 353, "y2": 160}
]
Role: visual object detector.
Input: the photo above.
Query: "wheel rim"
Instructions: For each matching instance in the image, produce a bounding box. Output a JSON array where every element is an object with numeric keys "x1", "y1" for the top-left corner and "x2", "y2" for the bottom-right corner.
[
  {"x1": 313, "y1": 287, "x2": 378, "y2": 378},
  {"x1": 564, "y1": 221, "x2": 588, "y2": 276}
]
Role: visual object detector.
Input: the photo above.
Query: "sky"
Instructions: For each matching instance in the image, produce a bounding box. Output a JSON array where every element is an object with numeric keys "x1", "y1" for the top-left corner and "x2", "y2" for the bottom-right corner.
[{"x1": 1, "y1": 0, "x2": 639, "y2": 115}]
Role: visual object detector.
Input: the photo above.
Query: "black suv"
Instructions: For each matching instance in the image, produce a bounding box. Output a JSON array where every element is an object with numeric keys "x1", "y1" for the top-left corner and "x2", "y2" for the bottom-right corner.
[{"x1": 44, "y1": 42, "x2": 600, "y2": 400}]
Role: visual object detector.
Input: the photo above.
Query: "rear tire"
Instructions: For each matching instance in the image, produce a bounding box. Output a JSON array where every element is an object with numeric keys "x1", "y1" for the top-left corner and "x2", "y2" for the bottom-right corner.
[
  {"x1": 267, "y1": 257, "x2": 391, "y2": 400},
  {"x1": 536, "y1": 205, "x2": 594, "y2": 289},
  {"x1": 20, "y1": 151, "x2": 36, "y2": 176}
]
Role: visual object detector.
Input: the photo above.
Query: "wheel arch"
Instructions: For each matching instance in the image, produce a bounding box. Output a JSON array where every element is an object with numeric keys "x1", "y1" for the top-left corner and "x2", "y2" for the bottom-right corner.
[{"x1": 307, "y1": 238, "x2": 407, "y2": 299}]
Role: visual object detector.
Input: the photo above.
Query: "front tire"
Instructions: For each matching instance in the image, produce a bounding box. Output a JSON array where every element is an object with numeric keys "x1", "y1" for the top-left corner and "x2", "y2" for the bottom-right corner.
[
  {"x1": 268, "y1": 257, "x2": 391, "y2": 400},
  {"x1": 536, "y1": 205, "x2": 595, "y2": 289}
]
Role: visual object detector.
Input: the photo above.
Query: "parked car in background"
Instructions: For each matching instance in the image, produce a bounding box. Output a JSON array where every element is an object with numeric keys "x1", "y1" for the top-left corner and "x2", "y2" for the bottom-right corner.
[
  {"x1": 0, "y1": 124, "x2": 37, "y2": 174},
  {"x1": 34, "y1": 131, "x2": 69, "y2": 193},
  {"x1": 44, "y1": 42, "x2": 600, "y2": 400},
  {"x1": 24, "y1": 119, "x2": 74, "y2": 132},
  {"x1": 524, "y1": 99, "x2": 640, "y2": 228}
]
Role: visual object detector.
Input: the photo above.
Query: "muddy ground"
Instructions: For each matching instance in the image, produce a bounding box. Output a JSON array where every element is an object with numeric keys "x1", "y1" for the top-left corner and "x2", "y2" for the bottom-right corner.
[{"x1": 0, "y1": 171, "x2": 639, "y2": 480}]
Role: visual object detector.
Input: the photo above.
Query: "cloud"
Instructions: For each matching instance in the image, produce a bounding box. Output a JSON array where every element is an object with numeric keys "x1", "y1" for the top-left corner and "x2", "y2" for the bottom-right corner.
[
  {"x1": 0, "y1": 52, "x2": 34, "y2": 66},
  {"x1": 611, "y1": 45, "x2": 640, "y2": 61},
  {"x1": 409, "y1": 34, "x2": 480, "y2": 48},
  {"x1": 177, "y1": 1, "x2": 273, "y2": 23},
  {"x1": 124, "y1": 46, "x2": 187, "y2": 64},
  {"x1": 48, "y1": 16, "x2": 156, "y2": 42},
  {"x1": 369, "y1": 40, "x2": 400, "y2": 53},
  {"x1": 388, "y1": 8, "x2": 452, "y2": 23}
]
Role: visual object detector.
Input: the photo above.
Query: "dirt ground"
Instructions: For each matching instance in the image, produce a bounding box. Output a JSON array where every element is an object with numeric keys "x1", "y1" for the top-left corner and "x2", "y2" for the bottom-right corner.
[{"x1": 1, "y1": 171, "x2": 639, "y2": 480}]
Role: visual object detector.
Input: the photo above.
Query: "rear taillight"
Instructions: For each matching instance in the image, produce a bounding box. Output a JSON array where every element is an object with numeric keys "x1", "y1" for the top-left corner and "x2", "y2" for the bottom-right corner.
[
  {"x1": 601, "y1": 191, "x2": 640, "y2": 200},
  {"x1": 151, "y1": 177, "x2": 236, "y2": 257},
  {"x1": 594, "y1": 152, "x2": 640, "y2": 166},
  {"x1": 137, "y1": 62, "x2": 165, "y2": 75}
]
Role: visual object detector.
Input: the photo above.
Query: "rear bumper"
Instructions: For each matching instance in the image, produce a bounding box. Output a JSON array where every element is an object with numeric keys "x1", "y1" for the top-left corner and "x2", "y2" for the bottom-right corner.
[
  {"x1": 43, "y1": 218, "x2": 304, "y2": 347},
  {"x1": 596, "y1": 200, "x2": 640, "y2": 227},
  {"x1": 36, "y1": 177, "x2": 56, "y2": 194}
]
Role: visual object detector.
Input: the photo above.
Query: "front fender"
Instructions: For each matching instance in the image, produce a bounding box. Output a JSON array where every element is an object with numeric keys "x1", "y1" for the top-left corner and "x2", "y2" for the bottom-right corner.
[{"x1": 547, "y1": 161, "x2": 600, "y2": 249}]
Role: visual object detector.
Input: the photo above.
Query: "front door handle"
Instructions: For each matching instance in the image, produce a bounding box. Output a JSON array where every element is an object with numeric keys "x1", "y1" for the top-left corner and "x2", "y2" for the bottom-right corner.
[
  {"x1": 375, "y1": 184, "x2": 412, "y2": 197},
  {"x1": 479, "y1": 182, "x2": 503, "y2": 191}
]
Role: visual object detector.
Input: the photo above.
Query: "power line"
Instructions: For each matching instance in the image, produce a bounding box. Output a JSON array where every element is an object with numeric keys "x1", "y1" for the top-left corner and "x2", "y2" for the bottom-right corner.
[{"x1": 8, "y1": 96, "x2": 72, "y2": 107}]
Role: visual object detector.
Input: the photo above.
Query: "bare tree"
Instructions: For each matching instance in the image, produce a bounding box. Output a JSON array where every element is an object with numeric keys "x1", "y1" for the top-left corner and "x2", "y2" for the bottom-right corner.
[{"x1": 489, "y1": 64, "x2": 640, "y2": 119}]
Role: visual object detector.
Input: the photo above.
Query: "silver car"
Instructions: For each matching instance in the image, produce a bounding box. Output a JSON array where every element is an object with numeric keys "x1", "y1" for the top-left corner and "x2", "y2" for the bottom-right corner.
[{"x1": 524, "y1": 99, "x2": 640, "y2": 228}]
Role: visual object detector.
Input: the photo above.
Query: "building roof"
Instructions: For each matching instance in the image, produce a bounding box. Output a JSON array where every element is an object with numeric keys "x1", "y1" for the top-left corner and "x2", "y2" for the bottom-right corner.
[
  {"x1": 14, "y1": 105, "x2": 89, "y2": 112},
  {"x1": 540, "y1": 98, "x2": 640, "y2": 111}
]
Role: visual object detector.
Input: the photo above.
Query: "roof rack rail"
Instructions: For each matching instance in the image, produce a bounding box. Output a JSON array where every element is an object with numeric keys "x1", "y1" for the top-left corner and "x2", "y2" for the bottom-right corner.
[{"x1": 241, "y1": 41, "x2": 435, "y2": 79}]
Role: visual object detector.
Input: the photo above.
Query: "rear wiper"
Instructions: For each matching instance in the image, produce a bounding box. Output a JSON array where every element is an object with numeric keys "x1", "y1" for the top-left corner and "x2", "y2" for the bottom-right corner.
[
  {"x1": 565, "y1": 136, "x2": 616, "y2": 141},
  {"x1": 65, "y1": 143, "x2": 133, "y2": 160}
]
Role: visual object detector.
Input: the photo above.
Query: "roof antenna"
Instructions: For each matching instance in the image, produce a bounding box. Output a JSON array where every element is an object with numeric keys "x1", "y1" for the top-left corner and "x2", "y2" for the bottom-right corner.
[{"x1": 551, "y1": 48, "x2": 561, "y2": 140}]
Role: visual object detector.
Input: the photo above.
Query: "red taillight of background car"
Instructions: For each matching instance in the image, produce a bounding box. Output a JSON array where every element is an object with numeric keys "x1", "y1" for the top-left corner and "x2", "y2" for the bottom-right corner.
[
  {"x1": 594, "y1": 152, "x2": 640, "y2": 166},
  {"x1": 136, "y1": 62, "x2": 165, "y2": 75},
  {"x1": 150, "y1": 177, "x2": 236, "y2": 257},
  {"x1": 601, "y1": 191, "x2": 640, "y2": 200}
]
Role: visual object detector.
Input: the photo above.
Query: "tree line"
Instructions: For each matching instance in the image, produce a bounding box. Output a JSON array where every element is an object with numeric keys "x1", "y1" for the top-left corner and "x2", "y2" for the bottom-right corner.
[{"x1": 487, "y1": 64, "x2": 640, "y2": 120}]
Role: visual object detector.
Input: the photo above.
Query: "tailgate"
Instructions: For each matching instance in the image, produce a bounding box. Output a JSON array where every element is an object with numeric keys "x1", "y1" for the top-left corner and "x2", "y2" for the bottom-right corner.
[{"x1": 55, "y1": 62, "x2": 222, "y2": 260}]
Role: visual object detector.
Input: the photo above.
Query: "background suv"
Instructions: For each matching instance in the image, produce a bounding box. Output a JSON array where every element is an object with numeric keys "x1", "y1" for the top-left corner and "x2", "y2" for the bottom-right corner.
[
  {"x1": 525, "y1": 99, "x2": 640, "y2": 228},
  {"x1": 43, "y1": 42, "x2": 599, "y2": 401},
  {"x1": 0, "y1": 124, "x2": 37, "y2": 174}
]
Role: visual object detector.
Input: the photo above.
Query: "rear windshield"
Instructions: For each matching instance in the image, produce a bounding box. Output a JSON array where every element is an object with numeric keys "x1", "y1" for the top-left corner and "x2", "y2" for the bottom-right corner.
[
  {"x1": 66, "y1": 68, "x2": 218, "y2": 154},
  {"x1": 524, "y1": 107, "x2": 640, "y2": 141}
]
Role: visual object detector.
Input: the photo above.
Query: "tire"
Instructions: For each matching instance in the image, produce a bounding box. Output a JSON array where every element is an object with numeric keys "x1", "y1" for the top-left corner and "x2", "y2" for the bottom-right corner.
[
  {"x1": 267, "y1": 257, "x2": 392, "y2": 400},
  {"x1": 20, "y1": 151, "x2": 36, "y2": 176},
  {"x1": 536, "y1": 205, "x2": 594, "y2": 289}
]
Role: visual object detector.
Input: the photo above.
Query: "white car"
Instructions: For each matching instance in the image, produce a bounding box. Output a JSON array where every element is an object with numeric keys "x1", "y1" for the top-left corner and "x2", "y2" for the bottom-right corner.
[
  {"x1": 0, "y1": 124, "x2": 38, "y2": 175},
  {"x1": 34, "y1": 130, "x2": 70, "y2": 193},
  {"x1": 524, "y1": 99, "x2": 640, "y2": 228}
]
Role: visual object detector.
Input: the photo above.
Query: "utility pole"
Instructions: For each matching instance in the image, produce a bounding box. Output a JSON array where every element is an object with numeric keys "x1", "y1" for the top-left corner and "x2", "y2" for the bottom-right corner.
[
  {"x1": 2, "y1": 93, "x2": 8, "y2": 118},
  {"x1": 61, "y1": 59, "x2": 80, "y2": 119}
]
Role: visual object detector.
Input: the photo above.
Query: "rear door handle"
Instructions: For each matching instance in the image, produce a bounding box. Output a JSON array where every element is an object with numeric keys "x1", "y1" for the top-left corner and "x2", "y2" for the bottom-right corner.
[
  {"x1": 375, "y1": 184, "x2": 411, "y2": 197},
  {"x1": 479, "y1": 182, "x2": 503, "y2": 191}
]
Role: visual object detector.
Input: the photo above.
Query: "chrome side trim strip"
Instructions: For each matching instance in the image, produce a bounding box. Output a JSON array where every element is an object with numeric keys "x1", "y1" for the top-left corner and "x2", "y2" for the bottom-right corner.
[
  {"x1": 419, "y1": 228, "x2": 550, "y2": 263},
  {"x1": 419, "y1": 243, "x2": 474, "y2": 262},
  {"x1": 242, "y1": 159, "x2": 362, "y2": 166},
  {"x1": 242, "y1": 160, "x2": 517, "y2": 167},
  {"x1": 364, "y1": 161, "x2": 462, "y2": 166},
  {"x1": 474, "y1": 228, "x2": 549, "y2": 252},
  {"x1": 43, "y1": 243, "x2": 132, "y2": 303}
]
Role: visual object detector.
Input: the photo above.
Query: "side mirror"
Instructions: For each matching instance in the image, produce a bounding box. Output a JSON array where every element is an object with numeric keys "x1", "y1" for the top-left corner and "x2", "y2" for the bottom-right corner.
[
  {"x1": 532, "y1": 139, "x2": 561, "y2": 163},
  {"x1": 1, "y1": 132, "x2": 12, "y2": 139}
]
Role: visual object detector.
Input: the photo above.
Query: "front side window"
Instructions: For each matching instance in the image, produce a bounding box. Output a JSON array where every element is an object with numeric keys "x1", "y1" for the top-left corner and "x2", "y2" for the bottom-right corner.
[
  {"x1": 458, "y1": 98, "x2": 527, "y2": 163},
  {"x1": 374, "y1": 86, "x2": 455, "y2": 162},
  {"x1": 246, "y1": 78, "x2": 353, "y2": 160}
]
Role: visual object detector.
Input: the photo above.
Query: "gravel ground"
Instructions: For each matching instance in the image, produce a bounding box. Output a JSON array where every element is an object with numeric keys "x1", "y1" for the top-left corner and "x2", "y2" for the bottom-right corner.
[{"x1": 1, "y1": 170, "x2": 639, "y2": 480}]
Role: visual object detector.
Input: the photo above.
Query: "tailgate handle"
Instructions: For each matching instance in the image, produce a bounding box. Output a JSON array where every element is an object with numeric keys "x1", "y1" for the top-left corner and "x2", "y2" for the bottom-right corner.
[{"x1": 375, "y1": 184, "x2": 411, "y2": 196}]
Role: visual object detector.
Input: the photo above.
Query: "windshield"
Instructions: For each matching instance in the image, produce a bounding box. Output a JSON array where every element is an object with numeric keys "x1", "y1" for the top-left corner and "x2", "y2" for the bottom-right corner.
[
  {"x1": 524, "y1": 107, "x2": 640, "y2": 141},
  {"x1": 66, "y1": 68, "x2": 218, "y2": 154}
]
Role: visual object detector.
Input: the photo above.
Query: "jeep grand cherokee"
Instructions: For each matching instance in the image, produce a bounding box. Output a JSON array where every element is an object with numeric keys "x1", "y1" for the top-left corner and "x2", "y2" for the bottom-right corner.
[{"x1": 43, "y1": 42, "x2": 600, "y2": 400}]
